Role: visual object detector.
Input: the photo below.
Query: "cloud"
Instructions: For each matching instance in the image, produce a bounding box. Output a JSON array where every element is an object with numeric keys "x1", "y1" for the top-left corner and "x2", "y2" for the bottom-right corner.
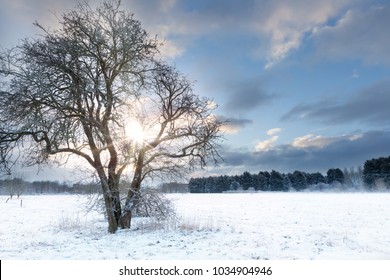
[
  {"x1": 281, "y1": 79, "x2": 390, "y2": 125},
  {"x1": 158, "y1": 40, "x2": 185, "y2": 59},
  {"x1": 255, "y1": 136, "x2": 279, "y2": 152},
  {"x1": 124, "y1": 0, "x2": 356, "y2": 67},
  {"x1": 0, "y1": 0, "x2": 76, "y2": 47},
  {"x1": 123, "y1": 0, "x2": 257, "y2": 60},
  {"x1": 123, "y1": 0, "x2": 190, "y2": 59},
  {"x1": 255, "y1": 128, "x2": 282, "y2": 151},
  {"x1": 4, "y1": 0, "x2": 376, "y2": 67},
  {"x1": 217, "y1": 116, "x2": 253, "y2": 134},
  {"x1": 221, "y1": 130, "x2": 390, "y2": 174},
  {"x1": 252, "y1": 0, "x2": 354, "y2": 68},
  {"x1": 224, "y1": 78, "x2": 275, "y2": 112},
  {"x1": 351, "y1": 69, "x2": 360, "y2": 79},
  {"x1": 0, "y1": 0, "x2": 184, "y2": 58},
  {"x1": 292, "y1": 134, "x2": 361, "y2": 148},
  {"x1": 126, "y1": 0, "x2": 390, "y2": 67},
  {"x1": 267, "y1": 128, "x2": 282, "y2": 136},
  {"x1": 311, "y1": 5, "x2": 390, "y2": 65}
]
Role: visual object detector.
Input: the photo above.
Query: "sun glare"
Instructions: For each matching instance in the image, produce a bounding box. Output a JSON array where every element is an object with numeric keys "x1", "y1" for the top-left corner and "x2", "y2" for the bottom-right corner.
[{"x1": 125, "y1": 120, "x2": 145, "y2": 144}]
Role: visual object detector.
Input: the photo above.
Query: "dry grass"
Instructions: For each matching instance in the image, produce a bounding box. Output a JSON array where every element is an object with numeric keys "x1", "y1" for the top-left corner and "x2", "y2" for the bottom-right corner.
[
  {"x1": 132, "y1": 214, "x2": 221, "y2": 233},
  {"x1": 52, "y1": 212, "x2": 92, "y2": 232}
]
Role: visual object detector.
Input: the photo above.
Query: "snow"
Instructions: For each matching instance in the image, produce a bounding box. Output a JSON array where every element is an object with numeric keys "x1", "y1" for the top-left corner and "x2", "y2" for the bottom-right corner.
[{"x1": 1, "y1": 192, "x2": 390, "y2": 260}]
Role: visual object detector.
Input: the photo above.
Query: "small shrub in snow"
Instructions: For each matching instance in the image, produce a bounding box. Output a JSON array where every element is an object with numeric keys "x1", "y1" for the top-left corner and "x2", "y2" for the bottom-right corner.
[
  {"x1": 130, "y1": 188, "x2": 176, "y2": 220},
  {"x1": 178, "y1": 216, "x2": 221, "y2": 232},
  {"x1": 132, "y1": 215, "x2": 180, "y2": 233},
  {"x1": 53, "y1": 213, "x2": 88, "y2": 232}
]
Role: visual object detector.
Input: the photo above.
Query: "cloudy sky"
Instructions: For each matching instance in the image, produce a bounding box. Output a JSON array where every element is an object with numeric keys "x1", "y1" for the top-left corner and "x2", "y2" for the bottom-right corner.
[{"x1": 1, "y1": 0, "x2": 390, "y2": 180}]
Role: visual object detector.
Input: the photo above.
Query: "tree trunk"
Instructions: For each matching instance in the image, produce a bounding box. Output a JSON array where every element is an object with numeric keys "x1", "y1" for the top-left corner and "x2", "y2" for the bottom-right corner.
[
  {"x1": 120, "y1": 187, "x2": 142, "y2": 229},
  {"x1": 103, "y1": 177, "x2": 123, "y2": 233},
  {"x1": 102, "y1": 192, "x2": 119, "y2": 234},
  {"x1": 112, "y1": 192, "x2": 122, "y2": 227},
  {"x1": 120, "y1": 188, "x2": 137, "y2": 229},
  {"x1": 97, "y1": 169, "x2": 122, "y2": 233},
  {"x1": 109, "y1": 174, "x2": 122, "y2": 220},
  {"x1": 92, "y1": 159, "x2": 127, "y2": 233},
  {"x1": 121, "y1": 150, "x2": 145, "y2": 229}
]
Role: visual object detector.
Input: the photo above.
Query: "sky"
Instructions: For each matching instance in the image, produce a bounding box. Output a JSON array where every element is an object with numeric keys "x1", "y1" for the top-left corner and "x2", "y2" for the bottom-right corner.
[{"x1": 1, "y1": 0, "x2": 390, "y2": 181}]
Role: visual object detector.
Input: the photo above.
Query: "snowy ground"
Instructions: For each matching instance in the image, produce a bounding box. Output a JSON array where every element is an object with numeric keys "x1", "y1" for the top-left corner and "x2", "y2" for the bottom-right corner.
[{"x1": 1, "y1": 192, "x2": 389, "y2": 260}]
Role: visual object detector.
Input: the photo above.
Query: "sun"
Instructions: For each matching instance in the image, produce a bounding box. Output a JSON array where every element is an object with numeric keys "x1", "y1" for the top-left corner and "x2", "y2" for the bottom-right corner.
[{"x1": 125, "y1": 119, "x2": 145, "y2": 144}]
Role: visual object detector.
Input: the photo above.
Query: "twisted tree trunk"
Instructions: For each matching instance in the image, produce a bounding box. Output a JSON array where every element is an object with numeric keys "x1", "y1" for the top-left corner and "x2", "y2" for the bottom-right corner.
[{"x1": 121, "y1": 150, "x2": 145, "y2": 229}]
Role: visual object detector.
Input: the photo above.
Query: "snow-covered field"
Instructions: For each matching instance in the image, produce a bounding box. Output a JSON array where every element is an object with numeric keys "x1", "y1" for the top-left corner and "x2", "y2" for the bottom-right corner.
[{"x1": 1, "y1": 192, "x2": 389, "y2": 260}]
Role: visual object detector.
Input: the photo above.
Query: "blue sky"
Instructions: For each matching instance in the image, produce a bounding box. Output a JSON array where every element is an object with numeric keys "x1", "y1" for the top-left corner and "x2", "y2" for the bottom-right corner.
[{"x1": 1, "y1": 0, "x2": 390, "y2": 181}]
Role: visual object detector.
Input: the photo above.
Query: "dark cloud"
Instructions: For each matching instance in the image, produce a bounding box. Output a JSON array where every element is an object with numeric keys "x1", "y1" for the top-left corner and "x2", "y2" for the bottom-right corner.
[
  {"x1": 216, "y1": 115, "x2": 253, "y2": 134},
  {"x1": 124, "y1": 0, "x2": 256, "y2": 39},
  {"x1": 220, "y1": 130, "x2": 390, "y2": 174},
  {"x1": 281, "y1": 79, "x2": 390, "y2": 125},
  {"x1": 312, "y1": 5, "x2": 390, "y2": 65},
  {"x1": 178, "y1": 0, "x2": 256, "y2": 18},
  {"x1": 224, "y1": 78, "x2": 275, "y2": 112},
  {"x1": 225, "y1": 117, "x2": 253, "y2": 127},
  {"x1": 217, "y1": 115, "x2": 252, "y2": 127}
]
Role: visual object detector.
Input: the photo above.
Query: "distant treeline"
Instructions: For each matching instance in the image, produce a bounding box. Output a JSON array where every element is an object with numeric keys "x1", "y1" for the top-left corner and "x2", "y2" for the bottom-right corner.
[
  {"x1": 189, "y1": 155, "x2": 390, "y2": 193},
  {"x1": 362, "y1": 155, "x2": 390, "y2": 188},
  {"x1": 0, "y1": 179, "x2": 99, "y2": 197},
  {"x1": 0, "y1": 177, "x2": 191, "y2": 197}
]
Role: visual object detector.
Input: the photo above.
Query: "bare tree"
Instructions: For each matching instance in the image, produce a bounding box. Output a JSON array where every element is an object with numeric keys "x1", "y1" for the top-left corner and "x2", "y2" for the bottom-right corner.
[
  {"x1": 3, "y1": 177, "x2": 24, "y2": 199},
  {"x1": 6, "y1": 180, "x2": 16, "y2": 200},
  {"x1": 0, "y1": 0, "x2": 223, "y2": 233}
]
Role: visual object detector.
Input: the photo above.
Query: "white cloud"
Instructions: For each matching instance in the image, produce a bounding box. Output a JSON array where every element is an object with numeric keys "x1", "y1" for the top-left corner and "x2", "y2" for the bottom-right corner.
[
  {"x1": 121, "y1": 0, "x2": 355, "y2": 67},
  {"x1": 267, "y1": 127, "x2": 282, "y2": 136},
  {"x1": 157, "y1": 39, "x2": 185, "y2": 59},
  {"x1": 254, "y1": 0, "x2": 353, "y2": 68},
  {"x1": 292, "y1": 133, "x2": 362, "y2": 148},
  {"x1": 256, "y1": 135, "x2": 279, "y2": 151},
  {"x1": 256, "y1": 128, "x2": 282, "y2": 151},
  {"x1": 257, "y1": 130, "x2": 362, "y2": 153},
  {"x1": 292, "y1": 134, "x2": 332, "y2": 148},
  {"x1": 221, "y1": 125, "x2": 239, "y2": 135},
  {"x1": 120, "y1": 0, "x2": 358, "y2": 67},
  {"x1": 4, "y1": 0, "x2": 379, "y2": 72},
  {"x1": 351, "y1": 69, "x2": 360, "y2": 79}
]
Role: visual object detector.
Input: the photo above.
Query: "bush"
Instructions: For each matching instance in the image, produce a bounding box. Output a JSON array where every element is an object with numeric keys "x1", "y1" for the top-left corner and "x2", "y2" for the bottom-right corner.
[
  {"x1": 86, "y1": 188, "x2": 177, "y2": 229},
  {"x1": 131, "y1": 188, "x2": 176, "y2": 220}
]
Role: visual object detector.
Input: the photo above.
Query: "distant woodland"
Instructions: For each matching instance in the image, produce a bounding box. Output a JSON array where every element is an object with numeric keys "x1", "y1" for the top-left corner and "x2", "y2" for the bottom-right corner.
[
  {"x1": 0, "y1": 179, "x2": 99, "y2": 197},
  {"x1": 189, "y1": 155, "x2": 390, "y2": 193}
]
